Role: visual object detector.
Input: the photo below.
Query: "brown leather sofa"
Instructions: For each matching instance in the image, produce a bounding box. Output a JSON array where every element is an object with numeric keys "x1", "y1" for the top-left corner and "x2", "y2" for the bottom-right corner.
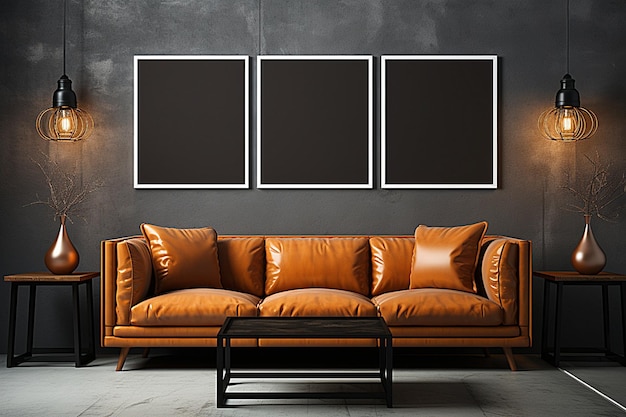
[{"x1": 101, "y1": 222, "x2": 532, "y2": 371}]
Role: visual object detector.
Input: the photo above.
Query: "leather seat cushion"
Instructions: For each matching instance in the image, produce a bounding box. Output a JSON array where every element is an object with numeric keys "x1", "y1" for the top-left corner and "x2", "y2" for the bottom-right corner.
[
  {"x1": 258, "y1": 288, "x2": 377, "y2": 317},
  {"x1": 130, "y1": 288, "x2": 260, "y2": 326},
  {"x1": 373, "y1": 289, "x2": 503, "y2": 326}
]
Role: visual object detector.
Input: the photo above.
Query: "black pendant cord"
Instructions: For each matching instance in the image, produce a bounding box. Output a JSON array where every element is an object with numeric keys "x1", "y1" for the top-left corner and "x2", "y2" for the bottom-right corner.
[
  {"x1": 63, "y1": 0, "x2": 67, "y2": 76},
  {"x1": 565, "y1": 0, "x2": 570, "y2": 74}
]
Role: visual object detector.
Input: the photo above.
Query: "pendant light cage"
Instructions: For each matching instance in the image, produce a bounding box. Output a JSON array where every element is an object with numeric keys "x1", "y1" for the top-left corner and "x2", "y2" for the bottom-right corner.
[
  {"x1": 36, "y1": 106, "x2": 94, "y2": 142},
  {"x1": 538, "y1": 104, "x2": 598, "y2": 142},
  {"x1": 539, "y1": 0, "x2": 597, "y2": 141},
  {"x1": 36, "y1": 0, "x2": 93, "y2": 141}
]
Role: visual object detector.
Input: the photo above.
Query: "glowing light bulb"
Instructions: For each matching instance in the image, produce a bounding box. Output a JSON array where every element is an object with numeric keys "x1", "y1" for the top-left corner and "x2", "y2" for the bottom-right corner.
[
  {"x1": 56, "y1": 107, "x2": 75, "y2": 138},
  {"x1": 561, "y1": 109, "x2": 573, "y2": 133}
]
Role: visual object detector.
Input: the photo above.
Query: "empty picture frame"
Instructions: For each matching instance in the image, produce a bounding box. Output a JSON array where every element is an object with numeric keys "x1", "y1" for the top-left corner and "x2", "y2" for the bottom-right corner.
[
  {"x1": 381, "y1": 55, "x2": 498, "y2": 189},
  {"x1": 257, "y1": 55, "x2": 373, "y2": 189},
  {"x1": 134, "y1": 55, "x2": 249, "y2": 189}
]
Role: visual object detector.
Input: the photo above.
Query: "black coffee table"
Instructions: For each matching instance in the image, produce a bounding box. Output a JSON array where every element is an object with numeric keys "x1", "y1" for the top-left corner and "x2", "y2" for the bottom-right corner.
[{"x1": 216, "y1": 316, "x2": 393, "y2": 407}]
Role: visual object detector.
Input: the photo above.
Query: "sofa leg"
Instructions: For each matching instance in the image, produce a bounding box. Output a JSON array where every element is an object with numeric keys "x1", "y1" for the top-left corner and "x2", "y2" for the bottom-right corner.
[
  {"x1": 502, "y1": 347, "x2": 517, "y2": 371},
  {"x1": 116, "y1": 347, "x2": 130, "y2": 371},
  {"x1": 142, "y1": 348, "x2": 150, "y2": 358}
]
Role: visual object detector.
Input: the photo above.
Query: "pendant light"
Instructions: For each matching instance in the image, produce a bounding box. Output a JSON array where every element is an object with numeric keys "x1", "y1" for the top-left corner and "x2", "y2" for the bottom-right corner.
[
  {"x1": 538, "y1": 0, "x2": 597, "y2": 141},
  {"x1": 36, "y1": 0, "x2": 93, "y2": 141}
]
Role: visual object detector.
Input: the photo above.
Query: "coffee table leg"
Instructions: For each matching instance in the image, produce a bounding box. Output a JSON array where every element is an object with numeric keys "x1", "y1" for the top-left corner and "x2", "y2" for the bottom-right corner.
[
  {"x1": 225, "y1": 338, "x2": 231, "y2": 376},
  {"x1": 216, "y1": 336, "x2": 224, "y2": 407},
  {"x1": 386, "y1": 336, "x2": 393, "y2": 407},
  {"x1": 379, "y1": 336, "x2": 393, "y2": 407},
  {"x1": 379, "y1": 337, "x2": 384, "y2": 379},
  {"x1": 621, "y1": 283, "x2": 626, "y2": 365}
]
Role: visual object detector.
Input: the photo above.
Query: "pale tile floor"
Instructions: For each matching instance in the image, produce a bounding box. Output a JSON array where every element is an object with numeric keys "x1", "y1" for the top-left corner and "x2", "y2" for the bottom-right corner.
[{"x1": 0, "y1": 351, "x2": 624, "y2": 416}]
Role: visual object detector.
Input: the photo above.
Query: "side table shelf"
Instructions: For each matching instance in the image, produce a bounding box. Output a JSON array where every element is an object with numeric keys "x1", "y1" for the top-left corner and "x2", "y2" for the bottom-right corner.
[
  {"x1": 535, "y1": 271, "x2": 626, "y2": 367},
  {"x1": 5, "y1": 272, "x2": 99, "y2": 368}
]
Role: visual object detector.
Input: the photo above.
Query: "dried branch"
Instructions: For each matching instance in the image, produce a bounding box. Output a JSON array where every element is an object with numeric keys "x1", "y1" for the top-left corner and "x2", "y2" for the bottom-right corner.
[
  {"x1": 561, "y1": 151, "x2": 626, "y2": 222},
  {"x1": 25, "y1": 153, "x2": 103, "y2": 223}
]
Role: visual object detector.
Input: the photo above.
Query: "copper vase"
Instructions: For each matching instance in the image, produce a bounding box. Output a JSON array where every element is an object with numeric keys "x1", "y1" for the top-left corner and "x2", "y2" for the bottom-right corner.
[
  {"x1": 44, "y1": 214, "x2": 80, "y2": 275},
  {"x1": 571, "y1": 214, "x2": 606, "y2": 275}
]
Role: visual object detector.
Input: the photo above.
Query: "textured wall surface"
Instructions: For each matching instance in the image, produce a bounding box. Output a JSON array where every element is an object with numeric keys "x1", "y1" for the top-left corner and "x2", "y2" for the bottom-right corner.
[{"x1": 1, "y1": 0, "x2": 625, "y2": 354}]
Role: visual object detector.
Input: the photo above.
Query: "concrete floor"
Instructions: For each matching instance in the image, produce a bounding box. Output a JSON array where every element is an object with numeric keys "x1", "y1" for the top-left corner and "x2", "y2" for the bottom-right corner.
[{"x1": 0, "y1": 350, "x2": 624, "y2": 416}]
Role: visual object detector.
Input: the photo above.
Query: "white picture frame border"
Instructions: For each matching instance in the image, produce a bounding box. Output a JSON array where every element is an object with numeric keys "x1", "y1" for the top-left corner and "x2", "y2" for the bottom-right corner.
[
  {"x1": 381, "y1": 55, "x2": 498, "y2": 189},
  {"x1": 256, "y1": 55, "x2": 374, "y2": 189},
  {"x1": 134, "y1": 55, "x2": 249, "y2": 189}
]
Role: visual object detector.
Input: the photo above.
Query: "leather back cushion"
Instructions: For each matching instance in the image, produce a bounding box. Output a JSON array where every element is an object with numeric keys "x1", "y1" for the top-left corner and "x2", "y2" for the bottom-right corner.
[
  {"x1": 217, "y1": 237, "x2": 265, "y2": 297},
  {"x1": 140, "y1": 223, "x2": 222, "y2": 294},
  {"x1": 370, "y1": 237, "x2": 414, "y2": 296},
  {"x1": 116, "y1": 238, "x2": 153, "y2": 325},
  {"x1": 265, "y1": 237, "x2": 371, "y2": 296},
  {"x1": 481, "y1": 239, "x2": 519, "y2": 325},
  {"x1": 410, "y1": 222, "x2": 488, "y2": 293}
]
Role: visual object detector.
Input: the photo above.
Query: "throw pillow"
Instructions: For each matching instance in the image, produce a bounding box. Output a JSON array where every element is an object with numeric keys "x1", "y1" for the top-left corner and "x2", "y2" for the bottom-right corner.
[
  {"x1": 140, "y1": 223, "x2": 222, "y2": 294},
  {"x1": 409, "y1": 221, "x2": 488, "y2": 293}
]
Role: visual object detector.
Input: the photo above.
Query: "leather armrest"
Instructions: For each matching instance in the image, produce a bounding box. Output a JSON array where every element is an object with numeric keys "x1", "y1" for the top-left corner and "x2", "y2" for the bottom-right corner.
[
  {"x1": 480, "y1": 238, "x2": 531, "y2": 326},
  {"x1": 115, "y1": 238, "x2": 153, "y2": 325}
]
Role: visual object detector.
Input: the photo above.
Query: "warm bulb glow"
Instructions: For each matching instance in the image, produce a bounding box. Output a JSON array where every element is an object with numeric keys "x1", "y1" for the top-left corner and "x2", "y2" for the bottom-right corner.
[
  {"x1": 60, "y1": 116, "x2": 72, "y2": 132},
  {"x1": 55, "y1": 107, "x2": 77, "y2": 138},
  {"x1": 560, "y1": 109, "x2": 573, "y2": 133},
  {"x1": 36, "y1": 106, "x2": 94, "y2": 141},
  {"x1": 538, "y1": 106, "x2": 598, "y2": 141}
]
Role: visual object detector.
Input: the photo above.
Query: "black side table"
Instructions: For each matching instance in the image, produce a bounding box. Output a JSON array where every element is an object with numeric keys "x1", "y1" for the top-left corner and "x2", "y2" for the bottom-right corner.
[
  {"x1": 535, "y1": 271, "x2": 626, "y2": 367},
  {"x1": 5, "y1": 272, "x2": 99, "y2": 367}
]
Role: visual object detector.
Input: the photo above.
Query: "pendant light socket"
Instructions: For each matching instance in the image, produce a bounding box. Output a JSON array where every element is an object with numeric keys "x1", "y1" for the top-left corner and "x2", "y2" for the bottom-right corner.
[
  {"x1": 52, "y1": 75, "x2": 78, "y2": 108},
  {"x1": 555, "y1": 74, "x2": 580, "y2": 107}
]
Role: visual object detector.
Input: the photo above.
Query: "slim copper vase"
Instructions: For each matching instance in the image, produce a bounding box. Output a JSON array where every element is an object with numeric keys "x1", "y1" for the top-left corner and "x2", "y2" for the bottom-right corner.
[
  {"x1": 571, "y1": 214, "x2": 606, "y2": 275},
  {"x1": 44, "y1": 214, "x2": 79, "y2": 275}
]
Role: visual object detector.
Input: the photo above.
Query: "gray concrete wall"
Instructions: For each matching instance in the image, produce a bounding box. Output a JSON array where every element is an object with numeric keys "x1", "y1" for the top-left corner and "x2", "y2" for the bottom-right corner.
[{"x1": 1, "y1": 0, "x2": 625, "y2": 355}]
